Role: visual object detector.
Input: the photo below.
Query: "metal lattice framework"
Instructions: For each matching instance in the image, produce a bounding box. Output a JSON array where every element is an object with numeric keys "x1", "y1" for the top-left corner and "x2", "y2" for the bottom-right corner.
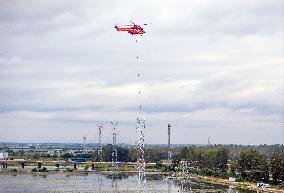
[
  {"x1": 136, "y1": 116, "x2": 146, "y2": 183},
  {"x1": 111, "y1": 122, "x2": 118, "y2": 167},
  {"x1": 208, "y1": 136, "x2": 211, "y2": 146},
  {"x1": 168, "y1": 124, "x2": 172, "y2": 160},
  {"x1": 82, "y1": 135, "x2": 87, "y2": 154},
  {"x1": 180, "y1": 161, "x2": 190, "y2": 192},
  {"x1": 97, "y1": 124, "x2": 103, "y2": 162}
]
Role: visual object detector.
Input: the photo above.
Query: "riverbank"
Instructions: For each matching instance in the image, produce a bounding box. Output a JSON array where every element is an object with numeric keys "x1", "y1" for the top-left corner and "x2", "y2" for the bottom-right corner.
[
  {"x1": 0, "y1": 168, "x2": 170, "y2": 176},
  {"x1": 192, "y1": 174, "x2": 284, "y2": 193}
]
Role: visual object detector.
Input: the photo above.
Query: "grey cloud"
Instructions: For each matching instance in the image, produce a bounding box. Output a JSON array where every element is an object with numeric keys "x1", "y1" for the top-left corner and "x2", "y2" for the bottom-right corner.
[
  {"x1": 153, "y1": 0, "x2": 283, "y2": 36},
  {"x1": 0, "y1": 0, "x2": 283, "y2": 144}
]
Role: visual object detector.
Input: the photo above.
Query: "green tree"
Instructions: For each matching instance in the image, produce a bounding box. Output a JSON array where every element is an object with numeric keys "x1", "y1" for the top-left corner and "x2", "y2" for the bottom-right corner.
[
  {"x1": 102, "y1": 144, "x2": 113, "y2": 162},
  {"x1": 216, "y1": 148, "x2": 229, "y2": 170},
  {"x1": 180, "y1": 147, "x2": 189, "y2": 160},
  {"x1": 188, "y1": 147, "x2": 197, "y2": 161},
  {"x1": 172, "y1": 154, "x2": 181, "y2": 167},
  {"x1": 237, "y1": 149, "x2": 269, "y2": 182},
  {"x1": 117, "y1": 147, "x2": 133, "y2": 162},
  {"x1": 32, "y1": 153, "x2": 40, "y2": 159},
  {"x1": 145, "y1": 148, "x2": 165, "y2": 162},
  {"x1": 271, "y1": 153, "x2": 284, "y2": 184},
  {"x1": 62, "y1": 153, "x2": 74, "y2": 159}
]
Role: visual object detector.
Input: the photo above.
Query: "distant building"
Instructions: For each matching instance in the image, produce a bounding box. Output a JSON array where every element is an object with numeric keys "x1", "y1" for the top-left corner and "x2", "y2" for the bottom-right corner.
[{"x1": 0, "y1": 152, "x2": 9, "y2": 159}]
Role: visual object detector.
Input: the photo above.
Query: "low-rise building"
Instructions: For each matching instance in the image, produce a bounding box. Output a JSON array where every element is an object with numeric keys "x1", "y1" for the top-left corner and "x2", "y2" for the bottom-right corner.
[{"x1": 0, "y1": 152, "x2": 9, "y2": 159}]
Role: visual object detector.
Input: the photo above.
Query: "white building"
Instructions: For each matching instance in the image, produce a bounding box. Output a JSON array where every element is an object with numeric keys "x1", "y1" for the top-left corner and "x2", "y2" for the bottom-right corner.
[{"x1": 0, "y1": 152, "x2": 9, "y2": 159}]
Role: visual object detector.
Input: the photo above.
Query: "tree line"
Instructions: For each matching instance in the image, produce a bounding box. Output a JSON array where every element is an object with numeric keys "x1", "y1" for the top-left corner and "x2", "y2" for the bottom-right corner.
[
  {"x1": 4, "y1": 144, "x2": 283, "y2": 184},
  {"x1": 174, "y1": 146, "x2": 283, "y2": 184},
  {"x1": 79, "y1": 144, "x2": 283, "y2": 184},
  {"x1": 89, "y1": 144, "x2": 284, "y2": 184}
]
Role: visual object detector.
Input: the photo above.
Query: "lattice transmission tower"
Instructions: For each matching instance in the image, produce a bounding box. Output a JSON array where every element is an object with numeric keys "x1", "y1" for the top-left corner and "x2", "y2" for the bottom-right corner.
[
  {"x1": 111, "y1": 121, "x2": 118, "y2": 167},
  {"x1": 97, "y1": 124, "x2": 103, "y2": 162}
]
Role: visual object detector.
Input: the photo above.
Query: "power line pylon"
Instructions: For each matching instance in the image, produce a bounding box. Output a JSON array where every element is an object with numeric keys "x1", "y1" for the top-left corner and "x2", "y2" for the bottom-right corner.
[
  {"x1": 111, "y1": 121, "x2": 118, "y2": 167},
  {"x1": 168, "y1": 124, "x2": 172, "y2": 160},
  {"x1": 97, "y1": 124, "x2": 103, "y2": 162},
  {"x1": 82, "y1": 135, "x2": 87, "y2": 154}
]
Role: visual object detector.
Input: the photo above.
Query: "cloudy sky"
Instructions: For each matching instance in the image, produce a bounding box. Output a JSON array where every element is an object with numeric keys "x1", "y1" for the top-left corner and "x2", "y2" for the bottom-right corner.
[{"x1": 0, "y1": 0, "x2": 283, "y2": 144}]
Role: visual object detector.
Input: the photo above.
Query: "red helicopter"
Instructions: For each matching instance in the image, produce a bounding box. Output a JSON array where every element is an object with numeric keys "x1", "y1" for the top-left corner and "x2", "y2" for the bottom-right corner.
[{"x1": 115, "y1": 21, "x2": 147, "y2": 36}]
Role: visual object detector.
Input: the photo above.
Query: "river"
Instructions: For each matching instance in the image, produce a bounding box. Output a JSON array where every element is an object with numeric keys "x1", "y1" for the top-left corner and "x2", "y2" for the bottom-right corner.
[{"x1": 0, "y1": 172, "x2": 256, "y2": 193}]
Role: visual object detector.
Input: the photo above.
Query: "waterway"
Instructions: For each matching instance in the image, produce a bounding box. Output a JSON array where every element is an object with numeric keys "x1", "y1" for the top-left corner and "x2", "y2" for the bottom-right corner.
[{"x1": 0, "y1": 172, "x2": 256, "y2": 193}]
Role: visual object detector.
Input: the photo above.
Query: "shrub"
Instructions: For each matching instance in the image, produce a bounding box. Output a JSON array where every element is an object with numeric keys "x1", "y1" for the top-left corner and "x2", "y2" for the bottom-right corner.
[
  {"x1": 66, "y1": 168, "x2": 73, "y2": 172},
  {"x1": 84, "y1": 165, "x2": 89, "y2": 170},
  {"x1": 32, "y1": 168, "x2": 37, "y2": 172},
  {"x1": 39, "y1": 167, "x2": 48, "y2": 172},
  {"x1": 236, "y1": 183, "x2": 248, "y2": 189}
]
